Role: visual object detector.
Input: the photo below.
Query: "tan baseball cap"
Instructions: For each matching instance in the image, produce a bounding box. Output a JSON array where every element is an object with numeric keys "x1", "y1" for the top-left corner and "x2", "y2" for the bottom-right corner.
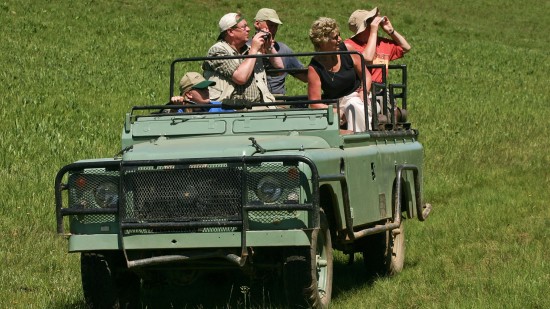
[
  {"x1": 348, "y1": 7, "x2": 379, "y2": 36},
  {"x1": 254, "y1": 8, "x2": 282, "y2": 24},
  {"x1": 179, "y1": 72, "x2": 215, "y2": 95}
]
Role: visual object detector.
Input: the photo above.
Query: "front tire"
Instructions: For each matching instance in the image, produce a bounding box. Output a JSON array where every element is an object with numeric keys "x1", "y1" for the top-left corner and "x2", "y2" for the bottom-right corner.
[
  {"x1": 362, "y1": 219, "x2": 406, "y2": 276},
  {"x1": 81, "y1": 252, "x2": 141, "y2": 309},
  {"x1": 284, "y1": 212, "x2": 333, "y2": 308},
  {"x1": 388, "y1": 220, "x2": 405, "y2": 275}
]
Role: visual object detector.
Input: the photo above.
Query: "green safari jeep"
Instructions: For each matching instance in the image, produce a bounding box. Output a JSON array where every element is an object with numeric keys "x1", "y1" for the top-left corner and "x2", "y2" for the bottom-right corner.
[{"x1": 55, "y1": 52, "x2": 431, "y2": 308}]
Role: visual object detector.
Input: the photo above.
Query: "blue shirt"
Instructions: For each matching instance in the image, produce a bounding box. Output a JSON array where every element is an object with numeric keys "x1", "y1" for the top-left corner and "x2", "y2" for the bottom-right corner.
[
  {"x1": 207, "y1": 100, "x2": 233, "y2": 112},
  {"x1": 177, "y1": 101, "x2": 233, "y2": 113},
  {"x1": 245, "y1": 40, "x2": 305, "y2": 95},
  {"x1": 268, "y1": 41, "x2": 304, "y2": 95}
]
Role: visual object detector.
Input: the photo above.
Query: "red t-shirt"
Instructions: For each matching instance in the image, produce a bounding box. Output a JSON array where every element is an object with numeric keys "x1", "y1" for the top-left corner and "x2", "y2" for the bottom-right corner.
[{"x1": 344, "y1": 37, "x2": 404, "y2": 83}]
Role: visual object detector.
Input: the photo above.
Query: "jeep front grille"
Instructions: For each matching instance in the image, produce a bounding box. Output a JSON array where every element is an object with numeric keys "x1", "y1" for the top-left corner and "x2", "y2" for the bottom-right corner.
[
  {"x1": 119, "y1": 162, "x2": 306, "y2": 233},
  {"x1": 121, "y1": 165, "x2": 242, "y2": 224},
  {"x1": 56, "y1": 157, "x2": 320, "y2": 235}
]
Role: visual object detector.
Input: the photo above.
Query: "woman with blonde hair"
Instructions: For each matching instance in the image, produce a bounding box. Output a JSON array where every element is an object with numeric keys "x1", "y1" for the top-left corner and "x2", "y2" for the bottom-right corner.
[{"x1": 307, "y1": 17, "x2": 373, "y2": 132}]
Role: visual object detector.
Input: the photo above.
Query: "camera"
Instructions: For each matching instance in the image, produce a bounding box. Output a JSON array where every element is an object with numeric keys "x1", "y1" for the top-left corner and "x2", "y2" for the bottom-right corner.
[{"x1": 259, "y1": 30, "x2": 271, "y2": 40}]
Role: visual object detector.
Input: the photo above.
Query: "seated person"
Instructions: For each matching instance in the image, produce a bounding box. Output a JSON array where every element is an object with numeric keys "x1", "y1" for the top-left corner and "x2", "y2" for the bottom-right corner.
[
  {"x1": 167, "y1": 72, "x2": 231, "y2": 113},
  {"x1": 307, "y1": 17, "x2": 373, "y2": 132}
]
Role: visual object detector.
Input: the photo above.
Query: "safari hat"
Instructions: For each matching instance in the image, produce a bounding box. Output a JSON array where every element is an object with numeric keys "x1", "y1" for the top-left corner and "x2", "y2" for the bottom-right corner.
[
  {"x1": 348, "y1": 7, "x2": 379, "y2": 36},
  {"x1": 179, "y1": 72, "x2": 215, "y2": 95},
  {"x1": 254, "y1": 8, "x2": 282, "y2": 24}
]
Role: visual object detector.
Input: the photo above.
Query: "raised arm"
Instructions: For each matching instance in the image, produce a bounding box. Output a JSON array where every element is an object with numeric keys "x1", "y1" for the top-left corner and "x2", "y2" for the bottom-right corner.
[
  {"x1": 231, "y1": 32, "x2": 264, "y2": 85},
  {"x1": 233, "y1": 32, "x2": 284, "y2": 85},
  {"x1": 362, "y1": 16, "x2": 385, "y2": 61},
  {"x1": 381, "y1": 17, "x2": 411, "y2": 53},
  {"x1": 263, "y1": 35, "x2": 284, "y2": 70}
]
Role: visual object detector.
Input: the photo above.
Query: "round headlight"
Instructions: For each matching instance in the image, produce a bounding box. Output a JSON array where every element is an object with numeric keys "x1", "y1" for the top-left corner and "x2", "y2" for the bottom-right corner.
[
  {"x1": 94, "y1": 182, "x2": 119, "y2": 208},
  {"x1": 255, "y1": 176, "x2": 283, "y2": 203}
]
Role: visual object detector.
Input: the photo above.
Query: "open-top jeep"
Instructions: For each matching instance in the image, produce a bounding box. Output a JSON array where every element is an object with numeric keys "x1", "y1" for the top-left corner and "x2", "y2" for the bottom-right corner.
[{"x1": 55, "y1": 52, "x2": 431, "y2": 308}]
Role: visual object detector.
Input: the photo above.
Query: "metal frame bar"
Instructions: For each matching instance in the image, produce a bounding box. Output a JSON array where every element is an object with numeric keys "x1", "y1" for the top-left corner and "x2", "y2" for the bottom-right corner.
[
  {"x1": 166, "y1": 51, "x2": 366, "y2": 129},
  {"x1": 144, "y1": 53, "x2": 411, "y2": 133},
  {"x1": 55, "y1": 155, "x2": 321, "y2": 267},
  {"x1": 54, "y1": 160, "x2": 121, "y2": 234}
]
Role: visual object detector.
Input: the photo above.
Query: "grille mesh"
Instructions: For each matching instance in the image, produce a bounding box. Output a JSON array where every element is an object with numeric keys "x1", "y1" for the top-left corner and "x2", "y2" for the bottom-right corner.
[
  {"x1": 121, "y1": 165, "x2": 242, "y2": 223},
  {"x1": 66, "y1": 162, "x2": 303, "y2": 232},
  {"x1": 68, "y1": 169, "x2": 118, "y2": 224},
  {"x1": 247, "y1": 163, "x2": 301, "y2": 223}
]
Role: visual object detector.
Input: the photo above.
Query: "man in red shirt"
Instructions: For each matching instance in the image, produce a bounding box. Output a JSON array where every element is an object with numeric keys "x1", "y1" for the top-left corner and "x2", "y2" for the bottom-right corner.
[
  {"x1": 344, "y1": 7, "x2": 411, "y2": 83},
  {"x1": 344, "y1": 7, "x2": 411, "y2": 122}
]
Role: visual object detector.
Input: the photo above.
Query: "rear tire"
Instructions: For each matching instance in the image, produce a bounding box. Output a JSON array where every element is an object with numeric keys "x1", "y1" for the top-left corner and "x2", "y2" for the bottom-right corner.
[
  {"x1": 284, "y1": 212, "x2": 333, "y2": 308},
  {"x1": 81, "y1": 252, "x2": 141, "y2": 309}
]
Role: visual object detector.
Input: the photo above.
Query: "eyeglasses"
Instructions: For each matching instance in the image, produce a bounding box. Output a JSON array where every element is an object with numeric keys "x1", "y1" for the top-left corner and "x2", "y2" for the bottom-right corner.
[{"x1": 232, "y1": 24, "x2": 249, "y2": 31}]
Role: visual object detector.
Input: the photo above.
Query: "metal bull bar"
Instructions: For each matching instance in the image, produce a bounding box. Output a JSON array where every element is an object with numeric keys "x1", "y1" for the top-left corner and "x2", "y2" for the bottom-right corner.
[
  {"x1": 119, "y1": 155, "x2": 319, "y2": 268},
  {"x1": 54, "y1": 155, "x2": 320, "y2": 268},
  {"x1": 55, "y1": 160, "x2": 121, "y2": 234}
]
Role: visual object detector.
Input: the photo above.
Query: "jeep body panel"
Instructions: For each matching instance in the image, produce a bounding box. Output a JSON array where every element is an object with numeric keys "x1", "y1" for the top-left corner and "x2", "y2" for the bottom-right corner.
[{"x1": 122, "y1": 134, "x2": 331, "y2": 161}]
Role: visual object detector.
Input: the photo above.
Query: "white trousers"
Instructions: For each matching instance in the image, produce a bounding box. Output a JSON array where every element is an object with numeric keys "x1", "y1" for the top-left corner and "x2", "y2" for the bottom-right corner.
[{"x1": 338, "y1": 92, "x2": 374, "y2": 132}]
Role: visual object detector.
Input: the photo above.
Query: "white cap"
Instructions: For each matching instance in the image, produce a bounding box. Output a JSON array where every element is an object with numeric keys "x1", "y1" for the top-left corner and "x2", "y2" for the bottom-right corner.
[{"x1": 218, "y1": 13, "x2": 240, "y2": 32}]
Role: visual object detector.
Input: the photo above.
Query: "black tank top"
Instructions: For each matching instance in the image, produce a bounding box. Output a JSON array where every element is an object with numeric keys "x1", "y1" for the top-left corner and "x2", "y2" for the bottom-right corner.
[{"x1": 309, "y1": 43, "x2": 360, "y2": 99}]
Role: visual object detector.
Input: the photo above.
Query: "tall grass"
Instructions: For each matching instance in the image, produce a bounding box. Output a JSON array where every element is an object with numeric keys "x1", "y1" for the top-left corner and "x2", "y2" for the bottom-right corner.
[{"x1": 1, "y1": 0, "x2": 549, "y2": 308}]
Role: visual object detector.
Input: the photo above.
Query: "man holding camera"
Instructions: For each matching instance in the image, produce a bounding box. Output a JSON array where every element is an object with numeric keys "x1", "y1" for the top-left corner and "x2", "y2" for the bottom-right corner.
[
  {"x1": 252, "y1": 8, "x2": 307, "y2": 96},
  {"x1": 202, "y1": 12, "x2": 283, "y2": 104}
]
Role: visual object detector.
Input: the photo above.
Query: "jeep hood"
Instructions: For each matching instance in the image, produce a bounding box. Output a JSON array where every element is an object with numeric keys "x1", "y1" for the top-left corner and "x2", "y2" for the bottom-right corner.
[{"x1": 123, "y1": 135, "x2": 330, "y2": 161}]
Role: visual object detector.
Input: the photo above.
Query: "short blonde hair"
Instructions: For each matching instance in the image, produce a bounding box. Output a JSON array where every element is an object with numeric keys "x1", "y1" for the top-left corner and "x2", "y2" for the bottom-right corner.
[{"x1": 309, "y1": 17, "x2": 340, "y2": 51}]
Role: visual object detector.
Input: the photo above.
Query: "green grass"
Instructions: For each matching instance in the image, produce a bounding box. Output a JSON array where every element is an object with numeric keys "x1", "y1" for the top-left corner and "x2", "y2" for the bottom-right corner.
[{"x1": 1, "y1": 0, "x2": 549, "y2": 308}]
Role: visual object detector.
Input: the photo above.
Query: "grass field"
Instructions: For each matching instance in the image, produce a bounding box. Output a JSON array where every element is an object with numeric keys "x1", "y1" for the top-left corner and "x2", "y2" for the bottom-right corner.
[{"x1": 1, "y1": 0, "x2": 549, "y2": 308}]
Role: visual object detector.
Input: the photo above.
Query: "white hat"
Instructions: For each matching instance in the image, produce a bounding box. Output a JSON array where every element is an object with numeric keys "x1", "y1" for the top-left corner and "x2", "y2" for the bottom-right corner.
[{"x1": 218, "y1": 12, "x2": 241, "y2": 32}]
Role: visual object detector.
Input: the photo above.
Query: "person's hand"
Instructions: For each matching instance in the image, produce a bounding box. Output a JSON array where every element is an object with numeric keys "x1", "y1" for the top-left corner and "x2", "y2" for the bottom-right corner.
[
  {"x1": 260, "y1": 27, "x2": 274, "y2": 50},
  {"x1": 379, "y1": 16, "x2": 395, "y2": 35},
  {"x1": 367, "y1": 16, "x2": 384, "y2": 32},
  {"x1": 170, "y1": 96, "x2": 184, "y2": 104},
  {"x1": 250, "y1": 31, "x2": 268, "y2": 54},
  {"x1": 339, "y1": 108, "x2": 347, "y2": 126}
]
